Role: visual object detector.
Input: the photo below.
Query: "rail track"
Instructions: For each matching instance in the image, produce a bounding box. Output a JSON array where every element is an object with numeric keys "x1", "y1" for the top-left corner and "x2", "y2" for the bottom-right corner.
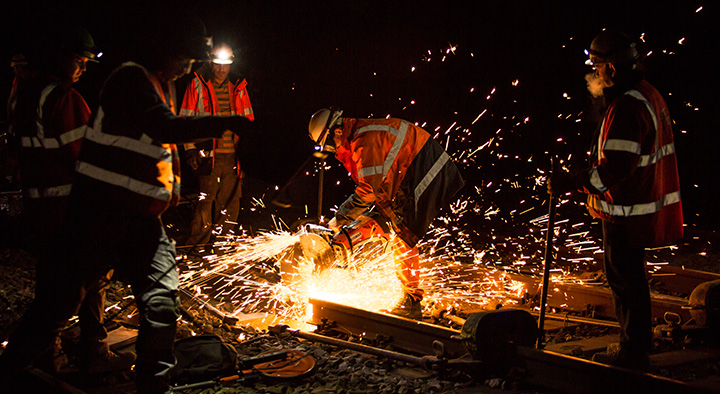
[{"x1": 304, "y1": 298, "x2": 720, "y2": 394}]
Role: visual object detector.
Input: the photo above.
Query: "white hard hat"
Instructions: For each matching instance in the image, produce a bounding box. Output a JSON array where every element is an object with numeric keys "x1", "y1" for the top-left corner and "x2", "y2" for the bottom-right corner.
[
  {"x1": 211, "y1": 43, "x2": 235, "y2": 65},
  {"x1": 308, "y1": 108, "x2": 343, "y2": 157}
]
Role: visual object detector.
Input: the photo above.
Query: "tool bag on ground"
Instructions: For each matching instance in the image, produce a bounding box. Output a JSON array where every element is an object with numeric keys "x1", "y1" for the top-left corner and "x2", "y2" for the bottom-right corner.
[{"x1": 168, "y1": 334, "x2": 239, "y2": 384}]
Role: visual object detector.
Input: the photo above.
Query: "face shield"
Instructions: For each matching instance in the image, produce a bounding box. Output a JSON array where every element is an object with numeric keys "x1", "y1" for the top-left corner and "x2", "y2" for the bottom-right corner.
[{"x1": 308, "y1": 108, "x2": 343, "y2": 159}]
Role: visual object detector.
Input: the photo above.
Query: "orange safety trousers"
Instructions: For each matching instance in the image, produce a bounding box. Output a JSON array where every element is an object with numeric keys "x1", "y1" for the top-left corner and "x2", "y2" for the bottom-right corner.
[{"x1": 392, "y1": 238, "x2": 424, "y2": 301}]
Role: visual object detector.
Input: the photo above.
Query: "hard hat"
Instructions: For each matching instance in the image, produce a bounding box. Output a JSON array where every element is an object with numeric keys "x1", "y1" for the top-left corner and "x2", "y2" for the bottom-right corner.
[
  {"x1": 10, "y1": 53, "x2": 28, "y2": 67},
  {"x1": 308, "y1": 108, "x2": 343, "y2": 158},
  {"x1": 211, "y1": 43, "x2": 235, "y2": 64},
  {"x1": 59, "y1": 26, "x2": 101, "y2": 63},
  {"x1": 158, "y1": 11, "x2": 212, "y2": 61},
  {"x1": 585, "y1": 30, "x2": 638, "y2": 66}
]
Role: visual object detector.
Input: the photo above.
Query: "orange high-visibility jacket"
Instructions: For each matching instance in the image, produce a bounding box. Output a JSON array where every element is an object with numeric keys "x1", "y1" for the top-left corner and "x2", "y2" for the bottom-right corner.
[
  {"x1": 581, "y1": 79, "x2": 683, "y2": 247},
  {"x1": 74, "y1": 62, "x2": 229, "y2": 216},
  {"x1": 335, "y1": 118, "x2": 464, "y2": 247},
  {"x1": 179, "y1": 70, "x2": 253, "y2": 174}
]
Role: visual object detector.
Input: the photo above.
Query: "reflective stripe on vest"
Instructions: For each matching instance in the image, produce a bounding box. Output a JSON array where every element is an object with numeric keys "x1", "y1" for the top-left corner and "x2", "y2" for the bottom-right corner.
[
  {"x1": 75, "y1": 160, "x2": 172, "y2": 201},
  {"x1": 76, "y1": 107, "x2": 174, "y2": 201},
  {"x1": 354, "y1": 121, "x2": 409, "y2": 180},
  {"x1": 601, "y1": 89, "x2": 668, "y2": 168},
  {"x1": 193, "y1": 78, "x2": 211, "y2": 116},
  {"x1": 592, "y1": 89, "x2": 679, "y2": 217},
  {"x1": 589, "y1": 190, "x2": 680, "y2": 217},
  {"x1": 414, "y1": 150, "x2": 450, "y2": 209},
  {"x1": 25, "y1": 184, "x2": 73, "y2": 199},
  {"x1": 20, "y1": 83, "x2": 85, "y2": 149}
]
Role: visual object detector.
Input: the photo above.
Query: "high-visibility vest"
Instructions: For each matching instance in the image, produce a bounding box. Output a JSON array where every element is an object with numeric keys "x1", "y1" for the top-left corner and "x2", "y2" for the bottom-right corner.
[
  {"x1": 335, "y1": 118, "x2": 464, "y2": 247},
  {"x1": 179, "y1": 72, "x2": 253, "y2": 174},
  {"x1": 16, "y1": 78, "x2": 87, "y2": 202},
  {"x1": 584, "y1": 80, "x2": 683, "y2": 247},
  {"x1": 74, "y1": 62, "x2": 181, "y2": 216},
  {"x1": 179, "y1": 73, "x2": 253, "y2": 120}
]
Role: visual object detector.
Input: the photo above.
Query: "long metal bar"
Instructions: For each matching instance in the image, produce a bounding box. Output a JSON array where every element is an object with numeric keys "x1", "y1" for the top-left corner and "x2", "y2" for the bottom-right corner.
[
  {"x1": 538, "y1": 158, "x2": 558, "y2": 348},
  {"x1": 269, "y1": 324, "x2": 431, "y2": 366}
]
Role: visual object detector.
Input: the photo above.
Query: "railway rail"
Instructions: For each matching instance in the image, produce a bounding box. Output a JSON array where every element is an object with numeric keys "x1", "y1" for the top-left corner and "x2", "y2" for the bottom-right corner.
[{"x1": 305, "y1": 298, "x2": 719, "y2": 394}]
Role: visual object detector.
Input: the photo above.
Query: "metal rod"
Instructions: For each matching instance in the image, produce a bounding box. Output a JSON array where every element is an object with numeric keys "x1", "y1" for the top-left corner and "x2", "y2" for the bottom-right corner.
[
  {"x1": 270, "y1": 325, "x2": 428, "y2": 366},
  {"x1": 537, "y1": 157, "x2": 558, "y2": 348},
  {"x1": 318, "y1": 159, "x2": 324, "y2": 218}
]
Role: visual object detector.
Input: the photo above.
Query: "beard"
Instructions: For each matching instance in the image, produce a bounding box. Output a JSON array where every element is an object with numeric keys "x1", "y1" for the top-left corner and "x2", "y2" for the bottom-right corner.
[{"x1": 585, "y1": 72, "x2": 605, "y2": 98}]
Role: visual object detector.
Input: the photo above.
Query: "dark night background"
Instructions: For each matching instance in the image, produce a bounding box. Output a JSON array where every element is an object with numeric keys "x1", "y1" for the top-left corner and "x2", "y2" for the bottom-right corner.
[{"x1": 1, "y1": 1, "x2": 718, "y2": 239}]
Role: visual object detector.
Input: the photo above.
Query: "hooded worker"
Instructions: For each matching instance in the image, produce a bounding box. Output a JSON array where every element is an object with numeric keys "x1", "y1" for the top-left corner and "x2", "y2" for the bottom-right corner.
[{"x1": 308, "y1": 108, "x2": 465, "y2": 319}]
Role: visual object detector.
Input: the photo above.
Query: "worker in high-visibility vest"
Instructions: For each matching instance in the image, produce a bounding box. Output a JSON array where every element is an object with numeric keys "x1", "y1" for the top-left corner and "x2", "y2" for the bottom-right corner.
[
  {"x1": 309, "y1": 108, "x2": 465, "y2": 319},
  {"x1": 550, "y1": 30, "x2": 683, "y2": 370},
  {"x1": 179, "y1": 42, "x2": 254, "y2": 251}
]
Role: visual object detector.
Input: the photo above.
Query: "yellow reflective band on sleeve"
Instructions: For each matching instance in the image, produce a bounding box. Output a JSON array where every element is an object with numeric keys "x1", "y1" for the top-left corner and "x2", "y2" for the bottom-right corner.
[{"x1": 179, "y1": 108, "x2": 196, "y2": 116}]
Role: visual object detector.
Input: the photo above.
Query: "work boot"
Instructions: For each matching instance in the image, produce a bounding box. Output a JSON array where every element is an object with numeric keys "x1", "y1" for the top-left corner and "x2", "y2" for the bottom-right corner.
[
  {"x1": 591, "y1": 343, "x2": 649, "y2": 371},
  {"x1": 80, "y1": 340, "x2": 136, "y2": 374},
  {"x1": 385, "y1": 293, "x2": 423, "y2": 320}
]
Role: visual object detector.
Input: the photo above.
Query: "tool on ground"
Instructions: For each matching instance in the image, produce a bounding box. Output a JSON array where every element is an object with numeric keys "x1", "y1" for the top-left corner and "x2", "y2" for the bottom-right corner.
[
  {"x1": 537, "y1": 157, "x2": 558, "y2": 349},
  {"x1": 171, "y1": 349, "x2": 314, "y2": 391}
]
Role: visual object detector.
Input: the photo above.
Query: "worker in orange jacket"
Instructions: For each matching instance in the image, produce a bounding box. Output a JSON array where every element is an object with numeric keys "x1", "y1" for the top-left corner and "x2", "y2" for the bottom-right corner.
[
  {"x1": 179, "y1": 42, "x2": 254, "y2": 251},
  {"x1": 309, "y1": 108, "x2": 464, "y2": 319}
]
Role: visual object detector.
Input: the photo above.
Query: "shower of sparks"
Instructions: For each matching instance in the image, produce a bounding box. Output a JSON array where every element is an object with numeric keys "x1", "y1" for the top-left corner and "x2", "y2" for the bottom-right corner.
[
  {"x1": 179, "y1": 229, "x2": 407, "y2": 321},
  {"x1": 175, "y1": 5, "x2": 712, "y2": 322}
]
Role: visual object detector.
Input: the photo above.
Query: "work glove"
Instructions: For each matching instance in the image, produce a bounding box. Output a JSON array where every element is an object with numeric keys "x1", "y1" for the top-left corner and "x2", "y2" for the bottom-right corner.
[
  {"x1": 547, "y1": 171, "x2": 579, "y2": 195},
  {"x1": 185, "y1": 149, "x2": 201, "y2": 171}
]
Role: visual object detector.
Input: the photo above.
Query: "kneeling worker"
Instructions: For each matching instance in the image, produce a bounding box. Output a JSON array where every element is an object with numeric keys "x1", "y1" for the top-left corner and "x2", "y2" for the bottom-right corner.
[{"x1": 308, "y1": 108, "x2": 465, "y2": 319}]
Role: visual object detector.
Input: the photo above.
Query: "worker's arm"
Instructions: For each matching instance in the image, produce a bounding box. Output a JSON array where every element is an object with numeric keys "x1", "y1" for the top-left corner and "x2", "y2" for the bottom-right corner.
[
  {"x1": 101, "y1": 65, "x2": 251, "y2": 144},
  {"x1": 335, "y1": 192, "x2": 374, "y2": 227}
]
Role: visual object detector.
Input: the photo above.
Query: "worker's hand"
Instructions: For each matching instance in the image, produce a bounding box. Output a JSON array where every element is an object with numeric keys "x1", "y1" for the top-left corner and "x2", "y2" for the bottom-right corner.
[
  {"x1": 185, "y1": 149, "x2": 201, "y2": 171},
  {"x1": 547, "y1": 172, "x2": 577, "y2": 195}
]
